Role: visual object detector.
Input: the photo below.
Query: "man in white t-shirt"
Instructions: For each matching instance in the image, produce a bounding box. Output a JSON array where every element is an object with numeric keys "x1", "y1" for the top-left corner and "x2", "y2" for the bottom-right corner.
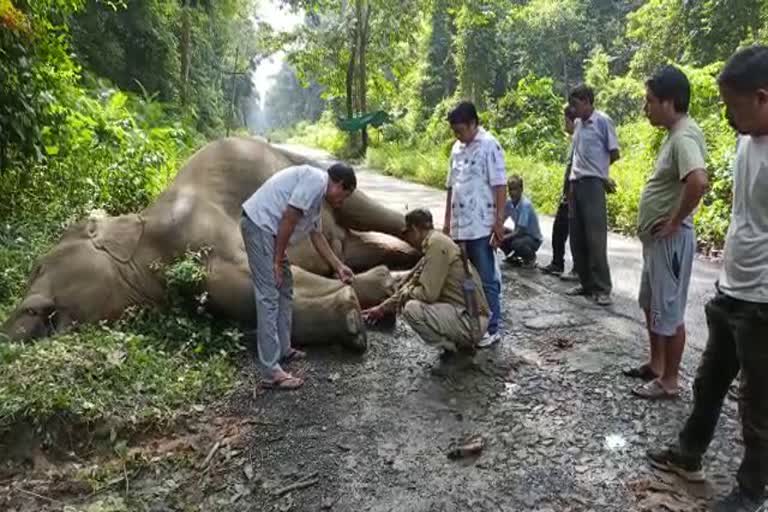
[
  {"x1": 646, "y1": 46, "x2": 768, "y2": 512},
  {"x1": 241, "y1": 163, "x2": 356, "y2": 390}
]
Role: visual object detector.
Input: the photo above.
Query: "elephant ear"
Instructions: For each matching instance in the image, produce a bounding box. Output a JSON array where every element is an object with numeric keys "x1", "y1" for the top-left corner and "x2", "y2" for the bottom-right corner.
[{"x1": 86, "y1": 210, "x2": 144, "y2": 263}]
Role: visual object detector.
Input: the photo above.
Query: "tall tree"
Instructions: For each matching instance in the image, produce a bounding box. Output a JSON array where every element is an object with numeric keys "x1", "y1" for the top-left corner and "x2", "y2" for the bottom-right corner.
[{"x1": 280, "y1": 0, "x2": 422, "y2": 152}]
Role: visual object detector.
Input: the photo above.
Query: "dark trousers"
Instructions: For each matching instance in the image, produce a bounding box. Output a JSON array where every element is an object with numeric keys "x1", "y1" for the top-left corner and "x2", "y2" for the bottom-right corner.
[
  {"x1": 551, "y1": 200, "x2": 569, "y2": 269},
  {"x1": 568, "y1": 177, "x2": 612, "y2": 294},
  {"x1": 501, "y1": 233, "x2": 541, "y2": 261},
  {"x1": 677, "y1": 290, "x2": 768, "y2": 498}
]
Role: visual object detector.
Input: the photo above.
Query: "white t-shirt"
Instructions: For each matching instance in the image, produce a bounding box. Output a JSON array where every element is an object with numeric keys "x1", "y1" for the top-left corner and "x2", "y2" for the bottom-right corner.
[
  {"x1": 446, "y1": 128, "x2": 507, "y2": 241},
  {"x1": 719, "y1": 135, "x2": 768, "y2": 303},
  {"x1": 242, "y1": 165, "x2": 328, "y2": 245}
]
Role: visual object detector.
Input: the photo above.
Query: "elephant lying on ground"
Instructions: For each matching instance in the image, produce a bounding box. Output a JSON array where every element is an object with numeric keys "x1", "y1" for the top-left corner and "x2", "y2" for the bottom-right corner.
[{"x1": 1, "y1": 137, "x2": 420, "y2": 351}]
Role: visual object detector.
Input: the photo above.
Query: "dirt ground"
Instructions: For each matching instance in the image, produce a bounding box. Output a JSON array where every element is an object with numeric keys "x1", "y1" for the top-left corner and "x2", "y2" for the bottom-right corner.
[{"x1": 2, "y1": 263, "x2": 746, "y2": 512}]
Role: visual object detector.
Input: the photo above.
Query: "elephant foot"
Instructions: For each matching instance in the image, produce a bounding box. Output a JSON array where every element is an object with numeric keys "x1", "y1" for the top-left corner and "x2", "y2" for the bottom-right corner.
[{"x1": 341, "y1": 307, "x2": 367, "y2": 354}]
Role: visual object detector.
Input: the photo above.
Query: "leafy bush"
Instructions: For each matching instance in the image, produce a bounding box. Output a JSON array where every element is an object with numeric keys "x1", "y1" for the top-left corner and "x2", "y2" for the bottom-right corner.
[
  {"x1": 0, "y1": 83, "x2": 201, "y2": 224},
  {"x1": 487, "y1": 74, "x2": 567, "y2": 161},
  {"x1": 284, "y1": 111, "x2": 358, "y2": 159},
  {"x1": 0, "y1": 326, "x2": 234, "y2": 431},
  {"x1": 367, "y1": 141, "x2": 449, "y2": 188}
]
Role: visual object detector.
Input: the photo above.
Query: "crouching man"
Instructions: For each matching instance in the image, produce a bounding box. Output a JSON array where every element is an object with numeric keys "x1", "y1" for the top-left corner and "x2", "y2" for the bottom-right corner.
[
  {"x1": 362, "y1": 208, "x2": 489, "y2": 357},
  {"x1": 241, "y1": 163, "x2": 357, "y2": 391}
]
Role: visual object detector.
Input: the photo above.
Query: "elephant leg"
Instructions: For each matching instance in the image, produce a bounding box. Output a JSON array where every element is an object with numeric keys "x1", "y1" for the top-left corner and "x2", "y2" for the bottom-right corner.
[
  {"x1": 342, "y1": 231, "x2": 420, "y2": 273},
  {"x1": 293, "y1": 264, "x2": 395, "y2": 309},
  {"x1": 204, "y1": 256, "x2": 367, "y2": 352},
  {"x1": 292, "y1": 287, "x2": 367, "y2": 353}
]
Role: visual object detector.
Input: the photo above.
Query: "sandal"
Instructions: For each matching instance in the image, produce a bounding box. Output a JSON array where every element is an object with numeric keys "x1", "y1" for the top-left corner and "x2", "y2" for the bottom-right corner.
[
  {"x1": 623, "y1": 364, "x2": 659, "y2": 382},
  {"x1": 282, "y1": 348, "x2": 307, "y2": 364},
  {"x1": 632, "y1": 380, "x2": 678, "y2": 400},
  {"x1": 261, "y1": 373, "x2": 304, "y2": 391}
]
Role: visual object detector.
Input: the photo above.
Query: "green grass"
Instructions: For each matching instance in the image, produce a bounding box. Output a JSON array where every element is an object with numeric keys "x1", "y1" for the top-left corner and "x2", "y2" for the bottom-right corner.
[{"x1": 0, "y1": 248, "x2": 240, "y2": 443}]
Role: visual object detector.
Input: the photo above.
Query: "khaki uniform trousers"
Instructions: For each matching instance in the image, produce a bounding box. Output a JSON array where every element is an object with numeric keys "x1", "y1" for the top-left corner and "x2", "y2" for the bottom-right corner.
[{"x1": 402, "y1": 300, "x2": 488, "y2": 352}]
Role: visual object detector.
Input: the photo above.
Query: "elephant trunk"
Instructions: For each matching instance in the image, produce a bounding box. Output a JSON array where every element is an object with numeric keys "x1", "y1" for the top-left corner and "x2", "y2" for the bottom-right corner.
[{"x1": 335, "y1": 189, "x2": 406, "y2": 238}]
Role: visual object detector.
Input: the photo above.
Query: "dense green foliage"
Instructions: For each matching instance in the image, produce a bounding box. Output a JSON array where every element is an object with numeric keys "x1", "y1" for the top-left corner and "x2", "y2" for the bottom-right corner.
[
  {"x1": 278, "y1": 0, "x2": 768, "y2": 252},
  {"x1": 0, "y1": 0, "x2": 261, "y2": 439}
]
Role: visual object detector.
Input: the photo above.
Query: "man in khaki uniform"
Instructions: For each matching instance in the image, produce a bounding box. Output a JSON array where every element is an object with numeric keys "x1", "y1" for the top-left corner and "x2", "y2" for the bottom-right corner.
[{"x1": 362, "y1": 208, "x2": 489, "y2": 355}]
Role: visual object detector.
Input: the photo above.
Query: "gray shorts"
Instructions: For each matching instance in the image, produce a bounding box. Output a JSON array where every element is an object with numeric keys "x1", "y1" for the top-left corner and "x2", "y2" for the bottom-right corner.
[{"x1": 638, "y1": 227, "x2": 695, "y2": 336}]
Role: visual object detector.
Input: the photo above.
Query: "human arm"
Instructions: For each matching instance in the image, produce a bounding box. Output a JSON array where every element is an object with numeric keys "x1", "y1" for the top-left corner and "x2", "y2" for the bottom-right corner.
[
  {"x1": 487, "y1": 140, "x2": 508, "y2": 246},
  {"x1": 274, "y1": 206, "x2": 303, "y2": 287},
  {"x1": 443, "y1": 188, "x2": 453, "y2": 236},
  {"x1": 492, "y1": 185, "x2": 506, "y2": 246},
  {"x1": 653, "y1": 136, "x2": 709, "y2": 239},
  {"x1": 653, "y1": 169, "x2": 708, "y2": 239},
  {"x1": 408, "y1": 242, "x2": 451, "y2": 304},
  {"x1": 310, "y1": 230, "x2": 353, "y2": 283},
  {"x1": 604, "y1": 116, "x2": 621, "y2": 165}
]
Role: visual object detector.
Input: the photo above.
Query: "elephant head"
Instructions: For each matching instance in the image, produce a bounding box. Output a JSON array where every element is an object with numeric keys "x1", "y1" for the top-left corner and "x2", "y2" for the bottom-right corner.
[{"x1": 1, "y1": 211, "x2": 156, "y2": 342}]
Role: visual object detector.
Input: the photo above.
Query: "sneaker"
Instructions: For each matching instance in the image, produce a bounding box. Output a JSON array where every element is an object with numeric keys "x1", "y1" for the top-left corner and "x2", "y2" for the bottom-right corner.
[
  {"x1": 594, "y1": 293, "x2": 613, "y2": 306},
  {"x1": 565, "y1": 285, "x2": 590, "y2": 296},
  {"x1": 477, "y1": 332, "x2": 501, "y2": 348},
  {"x1": 646, "y1": 447, "x2": 705, "y2": 483},
  {"x1": 560, "y1": 269, "x2": 579, "y2": 282},
  {"x1": 539, "y1": 263, "x2": 564, "y2": 276},
  {"x1": 713, "y1": 487, "x2": 766, "y2": 512},
  {"x1": 521, "y1": 256, "x2": 537, "y2": 269}
]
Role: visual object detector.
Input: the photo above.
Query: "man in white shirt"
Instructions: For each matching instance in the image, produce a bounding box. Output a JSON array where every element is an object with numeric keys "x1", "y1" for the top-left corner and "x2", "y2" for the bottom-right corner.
[
  {"x1": 241, "y1": 163, "x2": 356, "y2": 390},
  {"x1": 646, "y1": 46, "x2": 768, "y2": 512},
  {"x1": 443, "y1": 101, "x2": 507, "y2": 348}
]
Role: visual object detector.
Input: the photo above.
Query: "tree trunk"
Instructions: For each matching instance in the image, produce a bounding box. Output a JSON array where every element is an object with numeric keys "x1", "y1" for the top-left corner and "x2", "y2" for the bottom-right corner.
[
  {"x1": 346, "y1": 49, "x2": 355, "y2": 119},
  {"x1": 358, "y1": 0, "x2": 371, "y2": 154},
  {"x1": 562, "y1": 42, "x2": 569, "y2": 100},
  {"x1": 180, "y1": 3, "x2": 192, "y2": 105}
]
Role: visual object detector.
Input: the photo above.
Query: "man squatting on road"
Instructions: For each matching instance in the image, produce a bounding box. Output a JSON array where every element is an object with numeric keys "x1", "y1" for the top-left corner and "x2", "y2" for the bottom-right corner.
[{"x1": 362, "y1": 208, "x2": 489, "y2": 359}]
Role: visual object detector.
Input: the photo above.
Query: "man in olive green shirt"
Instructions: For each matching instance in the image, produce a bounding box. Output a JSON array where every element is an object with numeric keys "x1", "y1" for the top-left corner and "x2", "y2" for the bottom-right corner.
[
  {"x1": 625, "y1": 66, "x2": 709, "y2": 400},
  {"x1": 362, "y1": 208, "x2": 489, "y2": 355}
]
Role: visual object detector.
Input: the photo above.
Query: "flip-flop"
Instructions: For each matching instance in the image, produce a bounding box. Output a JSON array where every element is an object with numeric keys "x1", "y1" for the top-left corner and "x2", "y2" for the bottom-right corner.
[
  {"x1": 623, "y1": 364, "x2": 659, "y2": 381},
  {"x1": 261, "y1": 374, "x2": 304, "y2": 391},
  {"x1": 282, "y1": 348, "x2": 307, "y2": 364},
  {"x1": 632, "y1": 380, "x2": 678, "y2": 400}
]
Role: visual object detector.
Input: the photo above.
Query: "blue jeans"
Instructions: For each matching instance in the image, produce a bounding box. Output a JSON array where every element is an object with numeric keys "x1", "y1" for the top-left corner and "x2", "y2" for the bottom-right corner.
[{"x1": 462, "y1": 235, "x2": 501, "y2": 335}]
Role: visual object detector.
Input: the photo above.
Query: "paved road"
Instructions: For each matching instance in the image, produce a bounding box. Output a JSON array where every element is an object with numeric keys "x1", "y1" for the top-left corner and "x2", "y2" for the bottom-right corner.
[{"x1": 275, "y1": 142, "x2": 723, "y2": 366}]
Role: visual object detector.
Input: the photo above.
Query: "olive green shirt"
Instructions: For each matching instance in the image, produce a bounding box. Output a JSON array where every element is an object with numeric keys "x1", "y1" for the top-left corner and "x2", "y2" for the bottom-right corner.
[
  {"x1": 637, "y1": 116, "x2": 707, "y2": 240},
  {"x1": 385, "y1": 231, "x2": 490, "y2": 316}
]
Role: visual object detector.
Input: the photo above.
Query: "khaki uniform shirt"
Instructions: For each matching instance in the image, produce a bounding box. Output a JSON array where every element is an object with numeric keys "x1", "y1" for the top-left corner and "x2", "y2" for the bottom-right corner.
[{"x1": 385, "y1": 231, "x2": 490, "y2": 316}]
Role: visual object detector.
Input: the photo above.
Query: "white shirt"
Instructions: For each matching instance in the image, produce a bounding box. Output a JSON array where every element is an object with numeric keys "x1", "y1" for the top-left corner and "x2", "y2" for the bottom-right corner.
[
  {"x1": 719, "y1": 135, "x2": 768, "y2": 303},
  {"x1": 242, "y1": 165, "x2": 327, "y2": 245},
  {"x1": 446, "y1": 127, "x2": 507, "y2": 241}
]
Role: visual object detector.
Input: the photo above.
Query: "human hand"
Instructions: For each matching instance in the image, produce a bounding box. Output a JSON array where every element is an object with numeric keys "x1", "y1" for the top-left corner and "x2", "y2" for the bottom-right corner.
[
  {"x1": 336, "y1": 263, "x2": 355, "y2": 284},
  {"x1": 605, "y1": 177, "x2": 617, "y2": 194},
  {"x1": 491, "y1": 221, "x2": 505, "y2": 248},
  {"x1": 362, "y1": 305, "x2": 385, "y2": 325},
  {"x1": 652, "y1": 217, "x2": 680, "y2": 240},
  {"x1": 442, "y1": 224, "x2": 451, "y2": 236},
  {"x1": 273, "y1": 262, "x2": 284, "y2": 288}
]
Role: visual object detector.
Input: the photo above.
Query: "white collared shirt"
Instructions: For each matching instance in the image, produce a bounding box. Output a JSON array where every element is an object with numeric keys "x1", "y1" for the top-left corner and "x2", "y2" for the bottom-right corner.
[
  {"x1": 242, "y1": 164, "x2": 327, "y2": 244},
  {"x1": 446, "y1": 127, "x2": 507, "y2": 241}
]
